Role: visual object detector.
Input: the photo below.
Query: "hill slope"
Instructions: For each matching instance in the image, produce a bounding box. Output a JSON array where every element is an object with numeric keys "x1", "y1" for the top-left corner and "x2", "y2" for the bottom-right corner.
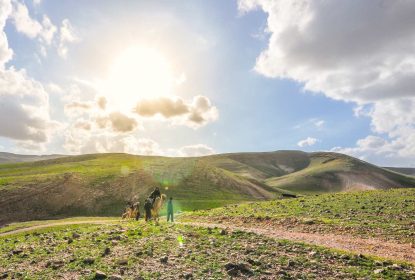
[
  {"x1": 0, "y1": 153, "x2": 278, "y2": 225},
  {"x1": 205, "y1": 151, "x2": 415, "y2": 193},
  {"x1": 384, "y1": 167, "x2": 415, "y2": 176},
  {"x1": 0, "y1": 151, "x2": 414, "y2": 225},
  {"x1": 0, "y1": 152, "x2": 65, "y2": 163}
]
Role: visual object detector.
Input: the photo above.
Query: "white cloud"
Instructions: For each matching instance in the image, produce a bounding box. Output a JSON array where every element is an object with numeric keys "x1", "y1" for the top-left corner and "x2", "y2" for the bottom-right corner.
[
  {"x1": 297, "y1": 137, "x2": 318, "y2": 147},
  {"x1": 240, "y1": 0, "x2": 415, "y2": 103},
  {"x1": 40, "y1": 15, "x2": 57, "y2": 45},
  {"x1": 177, "y1": 144, "x2": 216, "y2": 157},
  {"x1": 10, "y1": 1, "x2": 57, "y2": 46},
  {"x1": 0, "y1": 68, "x2": 56, "y2": 144},
  {"x1": 0, "y1": 0, "x2": 13, "y2": 66},
  {"x1": 0, "y1": 0, "x2": 56, "y2": 151},
  {"x1": 58, "y1": 18, "x2": 78, "y2": 58},
  {"x1": 241, "y1": 0, "x2": 415, "y2": 164},
  {"x1": 294, "y1": 118, "x2": 325, "y2": 130},
  {"x1": 134, "y1": 95, "x2": 218, "y2": 128},
  {"x1": 64, "y1": 128, "x2": 163, "y2": 156},
  {"x1": 11, "y1": 0, "x2": 42, "y2": 38}
]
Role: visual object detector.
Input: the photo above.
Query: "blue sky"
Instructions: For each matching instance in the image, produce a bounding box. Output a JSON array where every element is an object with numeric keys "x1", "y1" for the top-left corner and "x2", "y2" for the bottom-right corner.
[{"x1": 1, "y1": 0, "x2": 414, "y2": 166}]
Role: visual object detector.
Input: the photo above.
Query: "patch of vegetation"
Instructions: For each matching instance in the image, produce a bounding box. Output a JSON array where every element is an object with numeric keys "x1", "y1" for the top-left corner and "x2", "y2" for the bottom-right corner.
[
  {"x1": 1, "y1": 151, "x2": 414, "y2": 225},
  {"x1": 1, "y1": 220, "x2": 414, "y2": 279},
  {"x1": 185, "y1": 189, "x2": 415, "y2": 243}
]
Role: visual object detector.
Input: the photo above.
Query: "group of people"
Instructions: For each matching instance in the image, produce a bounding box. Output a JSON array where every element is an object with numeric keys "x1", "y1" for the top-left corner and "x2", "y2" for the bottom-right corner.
[{"x1": 124, "y1": 187, "x2": 174, "y2": 222}]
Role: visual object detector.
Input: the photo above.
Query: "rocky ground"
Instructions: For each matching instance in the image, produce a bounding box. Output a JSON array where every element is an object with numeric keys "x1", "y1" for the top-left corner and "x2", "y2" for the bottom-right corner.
[
  {"x1": 185, "y1": 189, "x2": 415, "y2": 244},
  {"x1": 1, "y1": 220, "x2": 414, "y2": 279}
]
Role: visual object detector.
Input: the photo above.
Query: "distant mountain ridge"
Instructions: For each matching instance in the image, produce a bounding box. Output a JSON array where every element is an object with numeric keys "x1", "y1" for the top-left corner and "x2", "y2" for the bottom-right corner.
[
  {"x1": 384, "y1": 167, "x2": 415, "y2": 176},
  {"x1": 0, "y1": 152, "x2": 66, "y2": 163},
  {"x1": 1, "y1": 151, "x2": 415, "y2": 225}
]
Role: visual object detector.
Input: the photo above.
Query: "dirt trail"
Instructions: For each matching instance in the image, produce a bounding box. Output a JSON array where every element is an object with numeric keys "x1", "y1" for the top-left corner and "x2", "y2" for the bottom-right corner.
[
  {"x1": 0, "y1": 220, "x2": 117, "y2": 237},
  {"x1": 183, "y1": 221, "x2": 415, "y2": 265},
  {"x1": 1, "y1": 219, "x2": 414, "y2": 265}
]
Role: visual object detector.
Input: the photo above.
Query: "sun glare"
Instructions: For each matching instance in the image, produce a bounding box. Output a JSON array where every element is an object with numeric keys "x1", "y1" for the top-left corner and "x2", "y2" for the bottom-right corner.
[{"x1": 106, "y1": 46, "x2": 172, "y2": 111}]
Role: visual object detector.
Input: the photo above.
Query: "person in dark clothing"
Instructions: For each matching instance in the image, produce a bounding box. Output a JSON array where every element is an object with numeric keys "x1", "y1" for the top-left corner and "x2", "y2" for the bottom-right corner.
[
  {"x1": 133, "y1": 202, "x2": 140, "y2": 220},
  {"x1": 167, "y1": 197, "x2": 174, "y2": 222},
  {"x1": 144, "y1": 198, "x2": 152, "y2": 221},
  {"x1": 149, "y1": 187, "x2": 161, "y2": 206}
]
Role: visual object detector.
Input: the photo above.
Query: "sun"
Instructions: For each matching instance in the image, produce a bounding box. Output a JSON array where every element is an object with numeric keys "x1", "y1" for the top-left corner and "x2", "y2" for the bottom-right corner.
[{"x1": 105, "y1": 46, "x2": 172, "y2": 111}]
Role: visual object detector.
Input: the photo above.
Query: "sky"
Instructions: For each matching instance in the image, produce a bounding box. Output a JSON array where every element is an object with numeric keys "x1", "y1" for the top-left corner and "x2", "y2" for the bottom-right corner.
[{"x1": 1, "y1": 0, "x2": 415, "y2": 167}]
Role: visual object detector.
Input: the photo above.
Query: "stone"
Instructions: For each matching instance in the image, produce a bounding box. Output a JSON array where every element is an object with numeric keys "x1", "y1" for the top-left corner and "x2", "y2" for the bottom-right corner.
[
  {"x1": 94, "y1": 271, "x2": 107, "y2": 279},
  {"x1": 83, "y1": 258, "x2": 95, "y2": 265},
  {"x1": 160, "y1": 256, "x2": 168, "y2": 264},
  {"x1": 116, "y1": 259, "x2": 128, "y2": 266},
  {"x1": 224, "y1": 262, "x2": 253, "y2": 276},
  {"x1": 184, "y1": 273, "x2": 193, "y2": 279},
  {"x1": 102, "y1": 247, "x2": 111, "y2": 257},
  {"x1": 374, "y1": 269, "x2": 384, "y2": 275},
  {"x1": 72, "y1": 233, "x2": 81, "y2": 239}
]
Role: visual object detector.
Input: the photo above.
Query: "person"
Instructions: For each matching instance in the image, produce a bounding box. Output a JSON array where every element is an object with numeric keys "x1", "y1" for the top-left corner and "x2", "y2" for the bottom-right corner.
[
  {"x1": 144, "y1": 198, "x2": 152, "y2": 221},
  {"x1": 167, "y1": 197, "x2": 174, "y2": 222},
  {"x1": 149, "y1": 187, "x2": 161, "y2": 206},
  {"x1": 133, "y1": 202, "x2": 140, "y2": 221}
]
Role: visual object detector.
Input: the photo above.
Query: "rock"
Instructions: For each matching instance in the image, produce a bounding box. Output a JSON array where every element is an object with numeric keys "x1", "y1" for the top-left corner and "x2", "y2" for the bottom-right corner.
[
  {"x1": 135, "y1": 251, "x2": 143, "y2": 257},
  {"x1": 287, "y1": 260, "x2": 296, "y2": 267},
  {"x1": 109, "y1": 275, "x2": 123, "y2": 280},
  {"x1": 83, "y1": 258, "x2": 95, "y2": 265},
  {"x1": 94, "y1": 271, "x2": 107, "y2": 279},
  {"x1": 102, "y1": 247, "x2": 111, "y2": 257},
  {"x1": 374, "y1": 269, "x2": 384, "y2": 274},
  {"x1": 116, "y1": 259, "x2": 128, "y2": 266},
  {"x1": 12, "y1": 249, "x2": 23, "y2": 255},
  {"x1": 303, "y1": 219, "x2": 315, "y2": 225},
  {"x1": 391, "y1": 264, "x2": 402, "y2": 270},
  {"x1": 72, "y1": 233, "x2": 81, "y2": 239},
  {"x1": 309, "y1": 251, "x2": 317, "y2": 257},
  {"x1": 52, "y1": 262, "x2": 64, "y2": 269},
  {"x1": 160, "y1": 256, "x2": 168, "y2": 264},
  {"x1": 246, "y1": 258, "x2": 260, "y2": 266},
  {"x1": 224, "y1": 262, "x2": 253, "y2": 276}
]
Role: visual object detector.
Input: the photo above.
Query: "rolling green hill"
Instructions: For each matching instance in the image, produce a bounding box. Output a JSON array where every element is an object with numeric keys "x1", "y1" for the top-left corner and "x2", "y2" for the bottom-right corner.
[{"x1": 0, "y1": 151, "x2": 414, "y2": 225}]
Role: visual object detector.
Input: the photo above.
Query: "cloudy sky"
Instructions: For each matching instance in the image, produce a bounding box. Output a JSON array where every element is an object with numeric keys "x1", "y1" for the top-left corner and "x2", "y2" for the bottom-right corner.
[{"x1": 1, "y1": 0, "x2": 415, "y2": 166}]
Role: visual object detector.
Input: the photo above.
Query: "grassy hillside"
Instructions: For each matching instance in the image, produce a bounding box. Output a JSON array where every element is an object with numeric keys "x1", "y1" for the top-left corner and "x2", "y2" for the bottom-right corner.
[
  {"x1": 185, "y1": 188, "x2": 415, "y2": 243},
  {"x1": 0, "y1": 153, "x2": 279, "y2": 225},
  {"x1": 0, "y1": 152, "x2": 65, "y2": 164},
  {"x1": 1, "y1": 151, "x2": 414, "y2": 225},
  {"x1": 261, "y1": 152, "x2": 415, "y2": 193},
  {"x1": 385, "y1": 167, "x2": 415, "y2": 176},
  {"x1": 1, "y1": 220, "x2": 414, "y2": 279}
]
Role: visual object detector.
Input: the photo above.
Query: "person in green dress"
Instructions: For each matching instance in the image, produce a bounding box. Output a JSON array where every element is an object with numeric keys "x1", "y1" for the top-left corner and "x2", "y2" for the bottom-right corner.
[{"x1": 167, "y1": 197, "x2": 174, "y2": 222}]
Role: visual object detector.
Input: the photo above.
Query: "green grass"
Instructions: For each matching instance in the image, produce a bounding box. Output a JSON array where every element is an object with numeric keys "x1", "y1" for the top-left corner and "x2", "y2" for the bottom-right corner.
[
  {"x1": 1, "y1": 219, "x2": 414, "y2": 279},
  {"x1": 0, "y1": 217, "x2": 119, "y2": 234},
  {"x1": 186, "y1": 189, "x2": 415, "y2": 243},
  {"x1": 0, "y1": 153, "x2": 280, "y2": 225},
  {"x1": 1, "y1": 151, "x2": 414, "y2": 226}
]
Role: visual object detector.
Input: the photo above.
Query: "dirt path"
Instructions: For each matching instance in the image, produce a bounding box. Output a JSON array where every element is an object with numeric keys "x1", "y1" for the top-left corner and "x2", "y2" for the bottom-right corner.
[
  {"x1": 0, "y1": 220, "x2": 117, "y2": 237},
  {"x1": 1, "y1": 219, "x2": 414, "y2": 265},
  {"x1": 182, "y1": 221, "x2": 415, "y2": 265}
]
